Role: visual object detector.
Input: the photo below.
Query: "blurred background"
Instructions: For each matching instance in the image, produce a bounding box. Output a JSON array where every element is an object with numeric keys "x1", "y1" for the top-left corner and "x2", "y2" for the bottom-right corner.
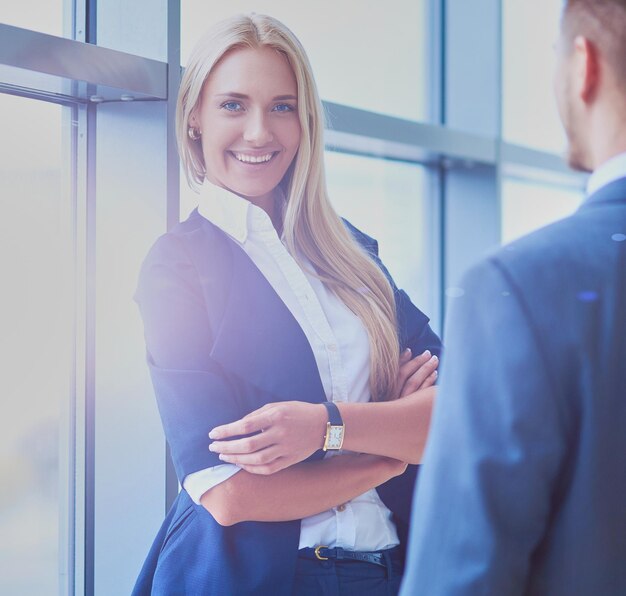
[{"x1": 0, "y1": 1, "x2": 585, "y2": 594}]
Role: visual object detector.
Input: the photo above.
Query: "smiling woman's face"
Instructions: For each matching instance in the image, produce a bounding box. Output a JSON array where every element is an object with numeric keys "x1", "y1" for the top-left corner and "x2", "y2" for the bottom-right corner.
[{"x1": 191, "y1": 46, "x2": 301, "y2": 204}]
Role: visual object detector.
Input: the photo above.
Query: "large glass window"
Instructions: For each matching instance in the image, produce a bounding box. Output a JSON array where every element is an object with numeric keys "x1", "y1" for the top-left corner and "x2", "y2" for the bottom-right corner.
[
  {"x1": 3, "y1": 2, "x2": 67, "y2": 37},
  {"x1": 0, "y1": 94, "x2": 72, "y2": 594},
  {"x1": 501, "y1": 177, "x2": 584, "y2": 244},
  {"x1": 181, "y1": 0, "x2": 428, "y2": 122},
  {"x1": 502, "y1": 0, "x2": 566, "y2": 154},
  {"x1": 325, "y1": 152, "x2": 433, "y2": 315}
]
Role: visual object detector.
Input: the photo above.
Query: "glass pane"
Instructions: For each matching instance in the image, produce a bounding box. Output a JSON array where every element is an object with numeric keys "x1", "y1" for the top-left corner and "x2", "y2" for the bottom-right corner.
[
  {"x1": 325, "y1": 152, "x2": 433, "y2": 316},
  {"x1": 502, "y1": 0, "x2": 566, "y2": 154},
  {"x1": 0, "y1": 94, "x2": 71, "y2": 593},
  {"x1": 501, "y1": 177, "x2": 584, "y2": 244},
  {"x1": 3, "y1": 1, "x2": 66, "y2": 37},
  {"x1": 181, "y1": 0, "x2": 428, "y2": 122}
]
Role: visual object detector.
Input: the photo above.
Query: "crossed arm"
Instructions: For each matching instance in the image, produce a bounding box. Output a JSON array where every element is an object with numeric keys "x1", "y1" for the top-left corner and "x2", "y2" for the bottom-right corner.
[
  {"x1": 201, "y1": 453, "x2": 408, "y2": 526},
  {"x1": 201, "y1": 349, "x2": 438, "y2": 525},
  {"x1": 136, "y1": 234, "x2": 440, "y2": 526},
  {"x1": 208, "y1": 349, "x2": 439, "y2": 474}
]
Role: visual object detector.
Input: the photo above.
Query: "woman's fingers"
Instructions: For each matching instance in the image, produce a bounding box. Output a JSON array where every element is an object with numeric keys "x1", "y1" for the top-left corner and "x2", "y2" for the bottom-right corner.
[
  {"x1": 399, "y1": 350, "x2": 432, "y2": 378},
  {"x1": 209, "y1": 425, "x2": 275, "y2": 455},
  {"x1": 401, "y1": 354, "x2": 439, "y2": 397},
  {"x1": 394, "y1": 349, "x2": 432, "y2": 396},
  {"x1": 216, "y1": 444, "x2": 282, "y2": 467},
  {"x1": 420, "y1": 369, "x2": 438, "y2": 390},
  {"x1": 209, "y1": 410, "x2": 271, "y2": 441},
  {"x1": 238, "y1": 456, "x2": 290, "y2": 475},
  {"x1": 210, "y1": 401, "x2": 325, "y2": 472},
  {"x1": 393, "y1": 348, "x2": 414, "y2": 391},
  {"x1": 400, "y1": 348, "x2": 413, "y2": 364}
]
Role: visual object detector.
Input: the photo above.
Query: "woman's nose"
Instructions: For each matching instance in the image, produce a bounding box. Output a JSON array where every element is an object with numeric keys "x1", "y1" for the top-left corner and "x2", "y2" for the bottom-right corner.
[{"x1": 243, "y1": 110, "x2": 274, "y2": 146}]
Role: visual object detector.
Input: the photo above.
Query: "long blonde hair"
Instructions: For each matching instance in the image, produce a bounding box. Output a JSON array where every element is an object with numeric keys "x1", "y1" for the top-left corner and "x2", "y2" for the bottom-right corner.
[{"x1": 176, "y1": 14, "x2": 401, "y2": 400}]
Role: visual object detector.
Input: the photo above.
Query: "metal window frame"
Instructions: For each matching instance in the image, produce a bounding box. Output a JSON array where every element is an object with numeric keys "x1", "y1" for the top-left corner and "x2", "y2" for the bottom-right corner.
[{"x1": 0, "y1": 24, "x2": 167, "y2": 103}]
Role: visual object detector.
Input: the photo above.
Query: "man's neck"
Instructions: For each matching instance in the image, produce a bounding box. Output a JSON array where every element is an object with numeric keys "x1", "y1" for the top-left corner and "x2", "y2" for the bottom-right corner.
[{"x1": 589, "y1": 105, "x2": 626, "y2": 170}]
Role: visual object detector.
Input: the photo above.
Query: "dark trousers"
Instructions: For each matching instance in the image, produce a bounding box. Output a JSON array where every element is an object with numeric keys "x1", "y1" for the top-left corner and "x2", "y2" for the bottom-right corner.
[{"x1": 292, "y1": 547, "x2": 403, "y2": 595}]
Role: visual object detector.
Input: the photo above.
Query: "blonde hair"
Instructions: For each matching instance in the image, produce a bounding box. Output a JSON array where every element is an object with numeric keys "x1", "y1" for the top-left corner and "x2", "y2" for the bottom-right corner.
[{"x1": 176, "y1": 14, "x2": 401, "y2": 400}]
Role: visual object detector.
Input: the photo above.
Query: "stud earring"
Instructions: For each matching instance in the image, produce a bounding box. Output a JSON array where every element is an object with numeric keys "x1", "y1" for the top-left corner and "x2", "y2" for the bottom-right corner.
[{"x1": 188, "y1": 127, "x2": 201, "y2": 141}]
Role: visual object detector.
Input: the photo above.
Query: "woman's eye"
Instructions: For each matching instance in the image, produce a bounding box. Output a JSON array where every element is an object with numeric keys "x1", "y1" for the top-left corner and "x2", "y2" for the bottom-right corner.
[
  {"x1": 221, "y1": 101, "x2": 243, "y2": 111},
  {"x1": 272, "y1": 103, "x2": 295, "y2": 113}
]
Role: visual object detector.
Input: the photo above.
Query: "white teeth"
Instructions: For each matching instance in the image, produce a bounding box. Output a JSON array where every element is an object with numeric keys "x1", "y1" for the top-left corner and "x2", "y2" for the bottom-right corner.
[{"x1": 233, "y1": 152, "x2": 274, "y2": 164}]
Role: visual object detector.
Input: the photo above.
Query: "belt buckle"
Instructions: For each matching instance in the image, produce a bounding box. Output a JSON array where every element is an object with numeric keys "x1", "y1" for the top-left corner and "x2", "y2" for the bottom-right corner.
[{"x1": 314, "y1": 545, "x2": 329, "y2": 561}]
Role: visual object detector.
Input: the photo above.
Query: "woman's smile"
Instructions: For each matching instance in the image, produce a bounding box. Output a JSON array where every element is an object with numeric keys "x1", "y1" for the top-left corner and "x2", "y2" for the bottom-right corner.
[{"x1": 229, "y1": 150, "x2": 280, "y2": 166}]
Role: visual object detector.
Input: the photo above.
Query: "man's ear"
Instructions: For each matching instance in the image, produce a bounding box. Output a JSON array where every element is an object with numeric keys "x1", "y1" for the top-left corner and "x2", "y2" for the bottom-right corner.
[{"x1": 573, "y1": 35, "x2": 600, "y2": 103}]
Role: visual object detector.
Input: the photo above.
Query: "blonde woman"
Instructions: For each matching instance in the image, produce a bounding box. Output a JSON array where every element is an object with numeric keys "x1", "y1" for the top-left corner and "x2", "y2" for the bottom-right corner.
[{"x1": 133, "y1": 13, "x2": 441, "y2": 596}]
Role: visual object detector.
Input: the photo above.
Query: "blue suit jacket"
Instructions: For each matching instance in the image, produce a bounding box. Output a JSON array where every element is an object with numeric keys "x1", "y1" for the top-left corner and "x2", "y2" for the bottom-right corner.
[
  {"x1": 132, "y1": 208, "x2": 441, "y2": 595},
  {"x1": 401, "y1": 178, "x2": 626, "y2": 595}
]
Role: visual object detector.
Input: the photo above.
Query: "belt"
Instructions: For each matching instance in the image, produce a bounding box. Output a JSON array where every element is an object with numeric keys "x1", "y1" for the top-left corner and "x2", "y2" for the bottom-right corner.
[{"x1": 298, "y1": 545, "x2": 393, "y2": 568}]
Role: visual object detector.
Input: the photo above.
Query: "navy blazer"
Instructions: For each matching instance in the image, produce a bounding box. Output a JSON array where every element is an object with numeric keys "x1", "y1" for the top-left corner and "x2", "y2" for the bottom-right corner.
[
  {"x1": 401, "y1": 178, "x2": 626, "y2": 595},
  {"x1": 132, "y1": 208, "x2": 441, "y2": 596}
]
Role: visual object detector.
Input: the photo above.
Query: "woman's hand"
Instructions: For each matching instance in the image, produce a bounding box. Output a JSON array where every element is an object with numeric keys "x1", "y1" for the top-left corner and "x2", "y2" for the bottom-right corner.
[
  {"x1": 208, "y1": 349, "x2": 438, "y2": 475},
  {"x1": 393, "y1": 348, "x2": 439, "y2": 399},
  {"x1": 208, "y1": 401, "x2": 327, "y2": 475}
]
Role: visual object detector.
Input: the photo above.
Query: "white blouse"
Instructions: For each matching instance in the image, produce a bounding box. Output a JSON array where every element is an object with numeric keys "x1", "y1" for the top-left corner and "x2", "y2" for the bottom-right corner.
[{"x1": 183, "y1": 182, "x2": 399, "y2": 551}]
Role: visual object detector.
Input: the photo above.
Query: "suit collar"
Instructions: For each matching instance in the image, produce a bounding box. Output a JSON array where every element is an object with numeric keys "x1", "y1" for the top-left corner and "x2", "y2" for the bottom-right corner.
[
  {"x1": 586, "y1": 152, "x2": 626, "y2": 197},
  {"x1": 581, "y1": 176, "x2": 626, "y2": 210},
  {"x1": 197, "y1": 181, "x2": 287, "y2": 245},
  {"x1": 197, "y1": 182, "x2": 253, "y2": 244}
]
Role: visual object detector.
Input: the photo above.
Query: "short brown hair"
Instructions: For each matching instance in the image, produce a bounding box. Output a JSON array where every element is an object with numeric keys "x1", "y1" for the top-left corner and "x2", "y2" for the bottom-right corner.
[{"x1": 562, "y1": 0, "x2": 626, "y2": 89}]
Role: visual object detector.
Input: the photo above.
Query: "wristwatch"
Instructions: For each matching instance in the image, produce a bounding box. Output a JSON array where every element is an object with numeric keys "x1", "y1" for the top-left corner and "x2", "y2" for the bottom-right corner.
[{"x1": 322, "y1": 401, "x2": 345, "y2": 451}]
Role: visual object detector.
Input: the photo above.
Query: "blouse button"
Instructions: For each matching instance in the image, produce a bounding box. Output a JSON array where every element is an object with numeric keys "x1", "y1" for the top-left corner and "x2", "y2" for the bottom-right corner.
[{"x1": 336, "y1": 503, "x2": 347, "y2": 512}]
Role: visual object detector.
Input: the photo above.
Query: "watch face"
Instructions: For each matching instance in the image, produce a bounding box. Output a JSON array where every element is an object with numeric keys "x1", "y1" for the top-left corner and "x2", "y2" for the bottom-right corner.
[{"x1": 327, "y1": 425, "x2": 344, "y2": 449}]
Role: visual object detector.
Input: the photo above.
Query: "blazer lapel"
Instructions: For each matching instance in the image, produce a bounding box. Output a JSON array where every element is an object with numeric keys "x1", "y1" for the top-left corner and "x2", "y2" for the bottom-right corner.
[{"x1": 197, "y1": 217, "x2": 326, "y2": 406}]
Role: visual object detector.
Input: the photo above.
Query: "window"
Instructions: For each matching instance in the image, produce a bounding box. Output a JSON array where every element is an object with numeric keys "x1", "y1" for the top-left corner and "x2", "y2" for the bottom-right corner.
[
  {"x1": 502, "y1": 0, "x2": 566, "y2": 154},
  {"x1": 181, "y1": 0, "x2": 428, "y2": 122},
  {"x1": 0, "y1": 93, "x2": 72, "y2": 594},
  {"x1": 3, "y1": 2, "x2": 66, "y2": 37},
  {"x1": 325, "y1": 151, "x2": 434, "y2": 315},
  {"x1": 501, "y1": 177, "x2": 584, "y2": 243}
]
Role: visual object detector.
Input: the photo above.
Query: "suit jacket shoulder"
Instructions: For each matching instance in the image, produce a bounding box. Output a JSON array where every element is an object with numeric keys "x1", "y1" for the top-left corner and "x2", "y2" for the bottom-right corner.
[{"x1": 401, "y1": 180, "x2": 626, "y2": 596}]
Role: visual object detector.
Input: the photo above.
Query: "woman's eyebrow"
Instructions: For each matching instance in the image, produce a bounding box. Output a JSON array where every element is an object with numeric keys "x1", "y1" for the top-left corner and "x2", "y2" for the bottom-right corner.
[
  {"x1": 215, "y1": 92, "x2": 297, "y2": 101},
  {"x1": 215, "y1": 92, "x2": 248, "y2": 99}
]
